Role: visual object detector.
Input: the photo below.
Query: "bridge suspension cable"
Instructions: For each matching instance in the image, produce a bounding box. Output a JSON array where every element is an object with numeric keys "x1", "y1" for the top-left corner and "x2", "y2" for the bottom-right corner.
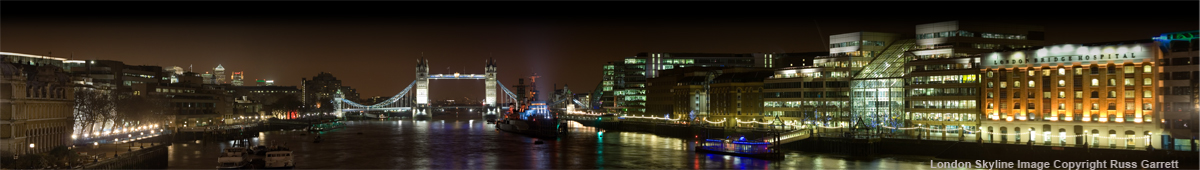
[
  {"x1": 495, "y1": 80, "x2": 520, "y2": 102},
  {"x1": 339, "y1": 80, "x2": 417, "y2": 108}
]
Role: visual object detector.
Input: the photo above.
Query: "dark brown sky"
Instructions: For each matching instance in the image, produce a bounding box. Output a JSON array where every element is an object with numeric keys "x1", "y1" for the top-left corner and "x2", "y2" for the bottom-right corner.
[{"x1": 4, "y1": 1, "x2": 1196, "y2": 100}]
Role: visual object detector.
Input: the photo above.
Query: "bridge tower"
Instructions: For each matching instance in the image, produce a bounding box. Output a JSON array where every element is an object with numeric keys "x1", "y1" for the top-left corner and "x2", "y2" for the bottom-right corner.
[
  {"x1": 334, "y1": 89, "x2": 344, "y2": 118},
  {"x1": 484, "y1": 58, "x2": 499, "y2": 116},
  {"x1": 415, "y1": 58, "x2": 430, "y2": 118}
]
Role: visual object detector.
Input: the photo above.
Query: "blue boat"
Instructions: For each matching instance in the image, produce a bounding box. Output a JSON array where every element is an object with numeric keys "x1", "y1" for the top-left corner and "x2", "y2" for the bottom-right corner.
[{"x1": 694, "y1": 137, "x2": 781, "y2": 159}]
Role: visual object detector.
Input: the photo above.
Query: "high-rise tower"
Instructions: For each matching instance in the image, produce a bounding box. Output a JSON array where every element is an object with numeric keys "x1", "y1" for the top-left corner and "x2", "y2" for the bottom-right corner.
[
  {"x1": 231, "y1": 71, "x2": 244, "y2": 86},
  {"x1": 214, "y1": 64, "x2": 226, "y2": 84}
]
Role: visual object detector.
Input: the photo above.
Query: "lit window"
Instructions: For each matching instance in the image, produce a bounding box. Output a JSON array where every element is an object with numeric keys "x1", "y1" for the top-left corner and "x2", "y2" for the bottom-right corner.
[
  {"x1": 1074, "y1": 68, "x2": 1083, "y2": 75},
  {"x1": 1143, "y1": 103, "x2": 1152, "y2": 110},
  {"x1": 1125, "y1": 91, "x2": 1134, "y2": 98},
  {"x1": 1143, "y1": 65, "x2": 1152, "y2": 73},
  {"x1": 1058, "y1": 91, "x2": 1065, "y2": 98},
  {"x1": 1143, "y1": 90, "x2": 1152, "y2": 98},
  {"x1": 1058, "y1": 80, "x2": 1065, "y2": 87},
  {"x1": 1124, "y1": 66, "x2": 1134, "y2": 73},
  {"x1": 1108, "y1": 91, "x2": 1117, "y2": 98},
  {"x1": 987, "y1": 71, "x2": 994, "y2": 78},
  {"x1": 1125, "y1": 79, "x2": 1134, "y2": 86},
  {"x1": 1075, "y1": 91, "x2": 1083, "y2": 99},
  {"x1": 1014, "y1": 81, "x2": 1021, "y2": 88},
  {"x1": 1029, "y1": 80, "x2": 1036, "y2": 87},
  {"x1": 1143, "y1": 78, "x2": 1152, "y2": 86},
  {"x1": 1058, "y1": 68, "x2": 1066, "y2": 75},
  {"x1": 988, "y1": 82, "x2": 994, "y2": 88},
  {"x1": 1000, "y1": 82, "x2": 1007, "y2": 88},
  {"x1": 1091, "y1": 79, "x2": 1099, "y2": 86},
  {"x1": 1028, "y1": 70, "x2": 1035, "y2": 77}
]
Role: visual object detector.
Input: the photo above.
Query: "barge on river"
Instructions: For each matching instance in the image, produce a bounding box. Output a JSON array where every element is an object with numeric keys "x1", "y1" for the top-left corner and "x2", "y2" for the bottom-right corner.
[{"x1": 694, "y1": 138, "x2": 782, "y2": 159}]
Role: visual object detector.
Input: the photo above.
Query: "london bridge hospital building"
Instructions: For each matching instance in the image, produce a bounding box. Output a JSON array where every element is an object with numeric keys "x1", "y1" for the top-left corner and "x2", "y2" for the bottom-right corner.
[{"x1": 978, "y1": 32, "x2": 1197, "y2": 150}]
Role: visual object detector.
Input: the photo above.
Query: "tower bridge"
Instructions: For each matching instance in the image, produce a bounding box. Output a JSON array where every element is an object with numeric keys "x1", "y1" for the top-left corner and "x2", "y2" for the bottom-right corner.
[
  {"x1": 332, "y1": 58, "x2": 581, "y2": 121},
  {"x1": 333, "y1": 58, "x2": 523, "y2": 119}
]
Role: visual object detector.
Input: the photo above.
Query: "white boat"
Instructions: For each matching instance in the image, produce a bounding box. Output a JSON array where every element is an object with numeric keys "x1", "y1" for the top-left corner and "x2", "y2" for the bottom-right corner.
[
  {"x1": 216, "y1": 147, "x2": 250, "y2": 169},
  {"x1": 263, "y1": 148, "x2": 295, "y2": 169}
]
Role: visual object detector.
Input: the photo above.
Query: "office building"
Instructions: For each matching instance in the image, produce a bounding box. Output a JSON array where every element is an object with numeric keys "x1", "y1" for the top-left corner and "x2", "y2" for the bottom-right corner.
[
  {"x1": 906, "y1": 21, "x2": 1044, "y2": 140},
  {"x1": 594, "y1": 52, "x2": 783, "y2": 115},
  {"x1": 214, "y1": 64, "x2": 225, "y2": 84},
  {"x1": 1153, "y1": 30, "x2": 1199, "y2": 151},
  {"x1": 63, "y1": 60, "x2": 164, "y2": 95},
  {"x1": 765, "y1": 31, "x2": 912, "y2": 131},
  {"x1": 231, "y1": 71, "x2": 244, "y2": 86},
  {"x1": 202, "y1": 72, "x2": 214, "y2": 84}
]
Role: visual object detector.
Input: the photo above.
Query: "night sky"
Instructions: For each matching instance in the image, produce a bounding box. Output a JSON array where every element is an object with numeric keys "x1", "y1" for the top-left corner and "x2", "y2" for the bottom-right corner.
[{"x1": 4, "y1": 1, "x2": 1196, "y2": 101}]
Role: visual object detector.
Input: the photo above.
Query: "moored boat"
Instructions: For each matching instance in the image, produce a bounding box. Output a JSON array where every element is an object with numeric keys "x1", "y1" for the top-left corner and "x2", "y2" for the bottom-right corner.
[
  {"x1": 693, "y1": 138, "x2": 781, "y2": 159},
  {"x1": 216, "y1": 147, "x2": 251, "y2": 169},
  {"x1": 262, "y1": 145, "x2": 295, "y2": 169},
  {"x1": 495, "y1": 119, "x2": 530, "y2": 132}
]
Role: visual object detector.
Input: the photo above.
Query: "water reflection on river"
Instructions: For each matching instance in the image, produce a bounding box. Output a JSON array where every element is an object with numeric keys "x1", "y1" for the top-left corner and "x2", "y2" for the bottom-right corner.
[{"x1": 168, "y1": 116, "x2": 952, "y2": 169}]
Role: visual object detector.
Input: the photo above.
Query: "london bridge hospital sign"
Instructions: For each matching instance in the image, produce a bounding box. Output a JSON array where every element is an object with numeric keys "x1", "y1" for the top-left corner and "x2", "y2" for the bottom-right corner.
[{"x1": 982, "y1": 43, "x2": 1156, "y2": 68}]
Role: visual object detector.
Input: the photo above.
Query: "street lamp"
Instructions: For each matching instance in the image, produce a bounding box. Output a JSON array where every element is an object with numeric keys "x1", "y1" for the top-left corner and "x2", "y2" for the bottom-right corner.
[{"x1": 28, "y1": 143, "x2": 35, "y2": 154}]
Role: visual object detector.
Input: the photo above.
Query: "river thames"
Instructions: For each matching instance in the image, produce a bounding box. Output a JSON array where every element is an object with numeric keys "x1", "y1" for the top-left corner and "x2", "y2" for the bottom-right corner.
[{"x1": 167, "y1": 113, "x2": 955, "y2": 169}]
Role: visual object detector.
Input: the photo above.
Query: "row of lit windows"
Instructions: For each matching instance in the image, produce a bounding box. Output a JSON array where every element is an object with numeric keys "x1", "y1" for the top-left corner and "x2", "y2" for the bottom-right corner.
[
  {"x1": 988, "y1": 89, "x2": 1153, "y2": 99},
  {"x1": 917, "y1": 30, "x2": 975, "y2": 39},
  {"x1": 910, "y1": 112, "x2": 977, "y2": 121},
  {"x1": 910, "y1": 74, "x2": 979, "y2": 85},
  {"x1": 987, "y1": 78, "x2": 1152, "y2": 88},
  {"x1": 829, "y1": 40, "x2": 886, "y2": 48},
  {"x1": 157, "y1": 88, "x2": 196, "y2": 93},
  {"x1": 913, "y1": 63, "x2": 974, "y2": 72},
  {"x1": 972, "y1": 43, "x2": 1034, "y2": 50},
  {"x1": 909, "y1": 87, "x2": 979, "y2": 97},
  {"x1": 764, "y1": 100, "x2": 848, "y2": 107},
  {"x1": 123, "y1": 73, "x2": 155, "y2": 79},
  {"x1": 763, "y1": 81, "x2": 850, "y2": 89},
  {"x1": 828, "y1": 51, "x2": 878, "y2": 58},
  {"x1": 765, "y1": 91, "x2": 851, "y2": 98},
  {"x1": 625, "y1": 58, "x2": 646, "y2": 64},
  {"x1": 986, "y1": 102, "x2": 1151, "y2": 111},
  {"x1": 980, "y1": 33, "x2": 1027, "y2": 40},
  {"x1": 775, "y1": 71, "x2": 853, "y2": 79},
  {"x1": 913, "y1": 53, "x2": 972, "y2": 60},
  {"x1": 986, "y1": 65, "x2": 1153, "y2": 78},
  {"x1": 910, "y1": 100, "x2": 977, "y2": 109},
  {"x1": 915, "y1": 30, "x2": 1029, "y2": 40},
  {"x1": 252, "y1": 90, "x2": 297, "y2": 93}
]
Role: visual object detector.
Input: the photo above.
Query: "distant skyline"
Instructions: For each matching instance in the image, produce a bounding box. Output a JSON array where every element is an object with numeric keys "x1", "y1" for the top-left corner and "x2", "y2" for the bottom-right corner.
[{"x1": 4, "y1": 1, "x2": 1196, "y2": 99}]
